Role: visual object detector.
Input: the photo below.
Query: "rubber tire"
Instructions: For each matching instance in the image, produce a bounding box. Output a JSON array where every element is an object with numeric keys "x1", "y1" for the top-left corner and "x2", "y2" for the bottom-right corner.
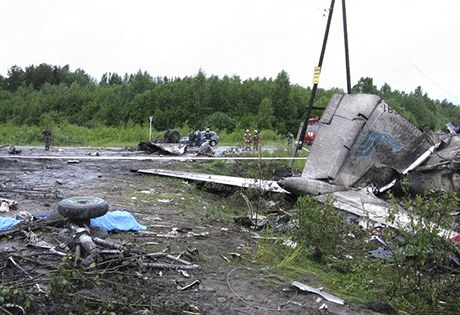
[
  {"x1": 58, "y1": 196, "x2": 109, "y2": 220},
  {"x1": 167, "y1": 130, "x2": 180, "y2": 143},
  {"x1": 210, "y1": 140, "x2": 217, "y2": 147}
]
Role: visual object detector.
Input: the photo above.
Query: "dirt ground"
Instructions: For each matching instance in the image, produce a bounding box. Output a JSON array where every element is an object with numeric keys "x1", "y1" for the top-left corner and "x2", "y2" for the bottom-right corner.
[{"x1": 0, "y1": 146, "x2": 387, "y2": 315}]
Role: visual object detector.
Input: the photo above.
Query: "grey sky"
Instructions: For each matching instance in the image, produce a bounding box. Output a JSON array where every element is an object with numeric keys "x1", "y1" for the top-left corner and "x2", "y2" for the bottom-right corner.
[{"x1": 1, "y1": 0, "x2": 459, "y2": 104}]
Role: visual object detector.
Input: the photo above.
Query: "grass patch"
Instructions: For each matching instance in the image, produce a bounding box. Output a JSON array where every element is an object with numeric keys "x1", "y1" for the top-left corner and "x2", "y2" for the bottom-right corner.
[{"x1": 254, "y1": 195, "x2": 460, "y2": 314}]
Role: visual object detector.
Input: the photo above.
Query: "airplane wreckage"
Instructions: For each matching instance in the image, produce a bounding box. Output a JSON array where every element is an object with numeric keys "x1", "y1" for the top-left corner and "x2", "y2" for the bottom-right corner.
[
  {"x1": 138, "y1": 93, "x2": 460, "y2": 243},
  {"x1": 136, "y1": 0, "x2": 460, "y2": 243}
]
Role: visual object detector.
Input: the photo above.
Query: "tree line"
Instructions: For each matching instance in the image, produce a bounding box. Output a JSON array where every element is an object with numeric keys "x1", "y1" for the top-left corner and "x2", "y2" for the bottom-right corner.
[{"x1": 0, "y1": 63, "x2": 459, "y2": 134}]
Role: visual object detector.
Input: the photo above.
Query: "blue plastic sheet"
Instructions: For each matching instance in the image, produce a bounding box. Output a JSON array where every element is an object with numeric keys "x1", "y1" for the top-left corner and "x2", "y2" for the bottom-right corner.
[
  {"x1": 0, "y1": 217, "x2": 21, "y2": 231},
  {"x1": 90, "y1": 210, "x2": 147, "y2": 231}
]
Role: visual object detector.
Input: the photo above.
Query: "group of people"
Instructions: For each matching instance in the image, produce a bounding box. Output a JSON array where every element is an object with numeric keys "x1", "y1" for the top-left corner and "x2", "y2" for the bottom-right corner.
[
  {"x1": 188, "y1": 128, "x2": 213, "y2": 147},
  {"x1": 244, "y1": 129, "x2": 260, "y2": 150}
]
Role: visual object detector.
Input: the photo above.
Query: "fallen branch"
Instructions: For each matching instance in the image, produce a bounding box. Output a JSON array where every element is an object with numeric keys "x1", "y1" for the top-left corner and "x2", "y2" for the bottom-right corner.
[
  {"x1": 179, "y1": 279, "x2": 200, "y2": 291},
  {"x1": 8, "y1": 257, "x2": 45, "y2": 293}
]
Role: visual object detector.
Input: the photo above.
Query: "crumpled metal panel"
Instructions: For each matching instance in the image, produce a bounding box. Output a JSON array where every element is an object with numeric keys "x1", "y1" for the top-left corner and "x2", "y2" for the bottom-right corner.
[
  {"x1": 406, "y1": 135, "x2": 460, "y2": 194},
  {"x1": 335, "y1": 101, "x2": 422, "y2": 187}
]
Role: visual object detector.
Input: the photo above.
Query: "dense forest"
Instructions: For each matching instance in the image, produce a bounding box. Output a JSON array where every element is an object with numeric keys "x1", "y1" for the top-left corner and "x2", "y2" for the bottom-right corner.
[{"x1": 1, "y1": 63, "x2": 459, "y2": 135}]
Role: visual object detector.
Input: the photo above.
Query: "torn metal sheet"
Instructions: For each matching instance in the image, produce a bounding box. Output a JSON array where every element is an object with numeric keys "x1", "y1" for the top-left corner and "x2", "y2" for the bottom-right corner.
[
  {"x1": 150, "y1": 143, "x2": 188, "y2": 155},
  {"x1": 136, "y1": 168, "x2": 289, "y2": 194},
  {"x1": 315, "y1": 188, "x2": 460, "y2": 243},
  {"x1": 292, "y1": 281, "x2": 344, "y2": 305},
  {"x1": 139, "y1": 141, "x2": 188, "y2": 155}
]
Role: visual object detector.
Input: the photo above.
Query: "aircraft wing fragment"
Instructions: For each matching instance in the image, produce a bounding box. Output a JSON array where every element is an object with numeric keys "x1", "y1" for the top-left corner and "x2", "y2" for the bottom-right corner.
[{"x1": 136, "y1": 168, "x2": 290, "y2": 194}]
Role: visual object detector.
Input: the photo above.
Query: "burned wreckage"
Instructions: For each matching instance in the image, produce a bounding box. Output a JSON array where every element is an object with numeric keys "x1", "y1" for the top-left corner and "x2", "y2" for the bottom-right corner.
[
  {"x1": 278, "y1": 93, "x2": 460, "y2": 242},
  {"x1": 140, "y1": 93, "x2": 460, "y2": 243}
]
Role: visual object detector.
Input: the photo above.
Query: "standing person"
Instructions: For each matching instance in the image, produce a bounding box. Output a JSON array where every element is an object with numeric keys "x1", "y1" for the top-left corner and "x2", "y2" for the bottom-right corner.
[
  {"x1": 194, "y1": 131, "x2": 201, "y2": 146},
  {"x1": 286, "y1": 131, "x2": 293, "y2": 145},
  {"x1": 252, "y1": 130, "x2": 260, "y2": 151},
  {"x1": 244, "y1": 129, "x2": 251, "y2": 150},
  {"x1": 42, "y1": 126, "x2": 52, "y2": 151},
  {"x1": 188, "y1": 129, "x2": 196, "y2": 146},
  {"x1": 205, "y1": 128, "x2": 212, "y2": 144}
]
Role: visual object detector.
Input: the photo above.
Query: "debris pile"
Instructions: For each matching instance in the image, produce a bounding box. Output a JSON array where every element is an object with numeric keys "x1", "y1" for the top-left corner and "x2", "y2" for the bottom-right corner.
[{"x1": 0, "y1": 198, "x2": 202, "y2": 313}]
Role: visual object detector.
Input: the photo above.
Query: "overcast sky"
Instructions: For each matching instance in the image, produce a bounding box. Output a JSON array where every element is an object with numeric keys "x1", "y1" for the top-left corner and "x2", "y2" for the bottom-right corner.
[{"x1": 1, "y1": 0, "x2": 459, "y2": 104}]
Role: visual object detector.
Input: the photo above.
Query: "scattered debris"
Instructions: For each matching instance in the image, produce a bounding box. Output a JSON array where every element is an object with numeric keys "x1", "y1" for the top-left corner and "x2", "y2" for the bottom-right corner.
[
  {"x1": 157, "y1": 198, "x2": 173, "y2": 203},
  {"x1": 138, "y1": 140, "x2": 188, "y2": 156},
  {"x1": 179, "y1": 269, "x2": 190, "y2": 278},
  {"x1": 8, "y1": 145, "x2": 22, "y2": 154},
  {"x1": 235, "y1": 194, "x2": 298, "y2": 233},
  {"x1": 228, "y1": 252, "x2": 241, "y2": 259},
  {"x1": 1, "y1": 304, "x2": 25, "y2": 315},
  {"x1": 292, "y1": 281, "x2": 345, "y2": 305},
  {"x1": 66, "y1": 159, "x2": 80, "y2": 164},
  {"x1": 0, "y1": 198, "x2": 18, "y2": 213},
  {"x1": 197, "y1": 142, "x2": 214, "y2": 156},
  {"x1": 220, "y1": 253, "x2": 230, "y2": 263},
  {"x1": 319, "y1": 303, "x2": 329, "y2": 315},
  {"x1": 179, "y1": 279, "x2": 200, "y2": 291},
  {"x1": 0, "y1": 208, "x2": 201, "y2": 285}
]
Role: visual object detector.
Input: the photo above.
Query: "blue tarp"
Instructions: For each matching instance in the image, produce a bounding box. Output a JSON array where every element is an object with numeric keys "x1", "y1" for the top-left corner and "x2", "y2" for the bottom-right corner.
[
  {"x1": 0, "y1": 217, "x2": 21, "y2": 231},
  {"x1": 1, "y1": 210, "x2": 146, "y2": 232},
  {"x1": 90, "y1": 210, "x2": 147, "y2": 231}
]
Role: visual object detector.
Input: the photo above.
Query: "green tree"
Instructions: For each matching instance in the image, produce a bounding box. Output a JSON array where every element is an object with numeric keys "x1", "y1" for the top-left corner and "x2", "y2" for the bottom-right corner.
[
  {"x1": 25, "y1": 63, "x2": 56, "y2": 89},
  {"x1": 6, "y1": 65, "x2": 25, "y2": 91},
  {"x1": 256, "y1": 97, "x2": 274, "y2": 129},
  {"x1": 272, "y1": 70, "x2": 294, "y2": 132},
  {"x1": 204, "y1": 112, "x2": 236, "y2": 132},
  {"x1": 352, "y1": 77, "x2": 378, "y2": 94}
]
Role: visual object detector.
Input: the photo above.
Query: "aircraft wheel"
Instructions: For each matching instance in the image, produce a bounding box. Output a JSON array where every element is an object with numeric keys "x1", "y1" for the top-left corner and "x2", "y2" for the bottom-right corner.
[{"x1": 58, "y1": 196, "x2": 109, "y2": 220}]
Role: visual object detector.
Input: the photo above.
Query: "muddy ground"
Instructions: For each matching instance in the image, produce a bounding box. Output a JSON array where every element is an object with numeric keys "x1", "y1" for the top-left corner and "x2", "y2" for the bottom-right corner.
[{"x1": 0, "y1": 146, "x2": 387, "y2": 315}]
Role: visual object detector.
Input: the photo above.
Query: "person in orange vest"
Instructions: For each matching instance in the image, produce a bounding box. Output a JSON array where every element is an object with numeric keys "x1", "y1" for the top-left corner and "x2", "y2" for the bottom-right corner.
[{"x1": 252, "y1": 130, "x2": 260, "y2": 150}]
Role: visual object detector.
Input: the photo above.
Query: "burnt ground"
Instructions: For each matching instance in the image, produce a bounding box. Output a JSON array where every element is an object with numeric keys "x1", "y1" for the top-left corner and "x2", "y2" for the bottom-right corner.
[{"x1": 0, "y1": 146, "x2": 386, "y2": 315}]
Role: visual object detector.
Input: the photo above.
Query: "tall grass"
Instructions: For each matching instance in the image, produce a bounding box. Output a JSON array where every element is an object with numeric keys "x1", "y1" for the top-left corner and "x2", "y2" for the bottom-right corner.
[
  {"x1": 0, "y1": 123, "x2": 292, "y2": 147},
  {"x1": 256, "y1": 194, "x2": 460, "y2": 314}
]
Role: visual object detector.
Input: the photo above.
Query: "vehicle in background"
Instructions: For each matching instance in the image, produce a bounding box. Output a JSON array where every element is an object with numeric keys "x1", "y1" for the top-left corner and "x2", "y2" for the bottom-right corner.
[
  {"x1": 180, "y1": 130, "x2": 219, "y2": 147},
  {"x1": 304, "y1": 116, "x2": 321, "y2": 145},
  {"x1": 163, "y1": 129, "x2": 181, "y2": 143}
]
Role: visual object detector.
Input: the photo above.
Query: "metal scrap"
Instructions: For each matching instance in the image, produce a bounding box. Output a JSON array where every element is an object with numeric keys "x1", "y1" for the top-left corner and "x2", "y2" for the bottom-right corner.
[{"x1": 292, "y1": 281, "x2": 344, "y2": 305}]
